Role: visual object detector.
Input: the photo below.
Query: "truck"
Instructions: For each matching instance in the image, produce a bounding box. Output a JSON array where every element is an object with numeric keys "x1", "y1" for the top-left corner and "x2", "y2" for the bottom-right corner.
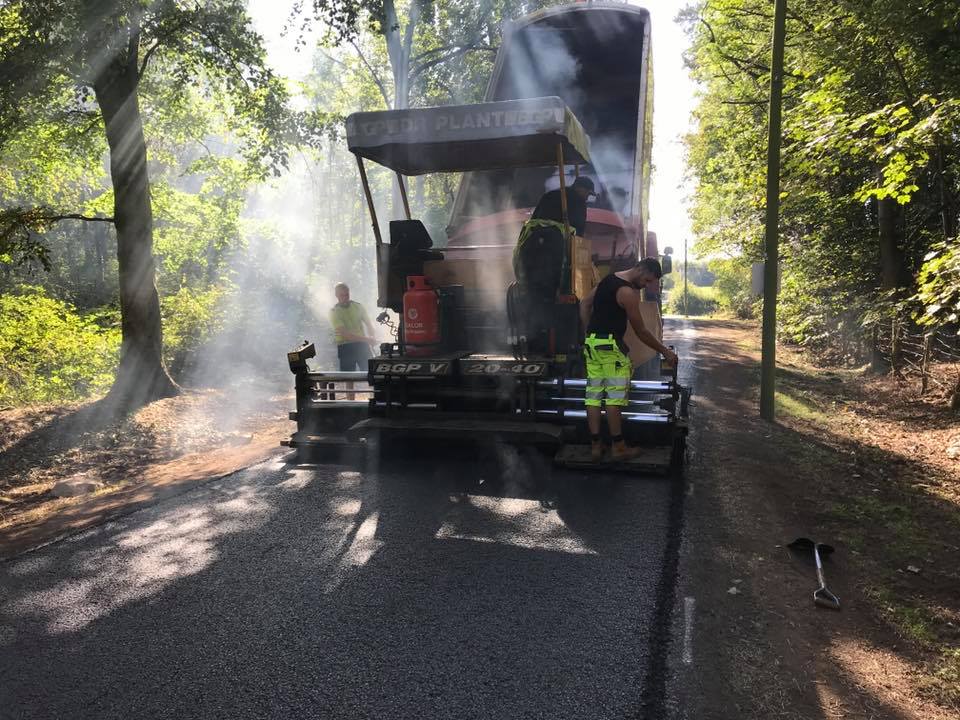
[{"x1": 283, "y1": 3, "x2": 689, "y2": 472}]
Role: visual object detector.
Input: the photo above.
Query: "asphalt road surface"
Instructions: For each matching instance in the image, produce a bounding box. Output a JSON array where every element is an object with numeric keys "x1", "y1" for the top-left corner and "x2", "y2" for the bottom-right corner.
[{"x1": 1, "y1": 320, "x2": 697, "y2": 720}]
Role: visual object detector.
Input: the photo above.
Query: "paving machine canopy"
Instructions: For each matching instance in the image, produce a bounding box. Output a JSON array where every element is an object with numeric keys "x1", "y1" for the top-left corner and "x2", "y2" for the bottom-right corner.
[{"x1": 346, "y1": 96, "x2": 591, "y2": 175}]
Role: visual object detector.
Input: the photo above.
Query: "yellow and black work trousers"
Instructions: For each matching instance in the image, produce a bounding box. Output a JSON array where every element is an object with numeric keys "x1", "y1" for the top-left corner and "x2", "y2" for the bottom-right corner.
[{"x1": 583, "y1": 334, "x2": 632, "y2": 408}]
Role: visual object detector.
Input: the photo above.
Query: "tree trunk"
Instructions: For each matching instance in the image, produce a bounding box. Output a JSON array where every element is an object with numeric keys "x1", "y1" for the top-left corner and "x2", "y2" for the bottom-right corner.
[
  {"x1": 869, "y1": 323, "x2": 885, "y2": 373},
  {"x1": 936, "y1": 145, "x2": 957, "y2": 241},
  {"x1": 382, "y1": 0, "x2": 415, "y2": 219},
  {"x1": 381, "y1": 0, "x2": 416, "y2": 111},
  {"x1": 94, "y1": 224, "x2": 107, "y2": 299},
  {"x1": 877, "y1": 196, "x2": 907, "y2": 290},
  {"x1": 66, "y1": 224, "x2": 79, "y2": 289},
  {"x1": 414, "y1": 175, "x2": 425, "y2": 215},
  {"x1": 93, "y1": 33, "x2": 178, "y2": 407}
]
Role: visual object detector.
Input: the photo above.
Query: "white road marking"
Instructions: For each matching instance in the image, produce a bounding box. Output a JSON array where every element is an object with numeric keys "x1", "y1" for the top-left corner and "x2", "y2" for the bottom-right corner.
[{"x1": 682, "y1": 596, "x2": 696, "y2": 664}]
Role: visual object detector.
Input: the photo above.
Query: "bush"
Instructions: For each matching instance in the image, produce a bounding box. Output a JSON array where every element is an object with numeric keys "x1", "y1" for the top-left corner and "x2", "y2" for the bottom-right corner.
[
  {"x1": 0, "y1": 286, "x2": 120, "y2": 404},
  {"x1": 778, "y1": 270, "x2": 870, "y2": 358},
  {"x1": 663, "y1": 283, "x2": 719, "y2": 316},
  {"x1": 160, "y1": 284, "x2": 230, "y2": 378},
  {"x1": 709, "y1": 257, "x2": 757, "y2": 319},
  {"x1": 914, "y1": 241, "x2": 960, "y2": 326}
]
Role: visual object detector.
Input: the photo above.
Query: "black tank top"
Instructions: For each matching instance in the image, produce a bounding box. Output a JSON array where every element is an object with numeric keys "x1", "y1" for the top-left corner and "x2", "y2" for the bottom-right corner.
[{"x1": 587, "y1": 273, "x2": 631, "y2": 340}]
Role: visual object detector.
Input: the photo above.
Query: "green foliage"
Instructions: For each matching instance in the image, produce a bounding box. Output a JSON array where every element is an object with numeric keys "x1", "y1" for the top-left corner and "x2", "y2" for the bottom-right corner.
[
  {"x1": 0, "y1": 79, "x2": 110, "y2": 270},
  {"x1": 664, "y1": 284, "x2": 719, "y2": 317},
  {"x1": 0, "y1": 286, "x2": 119, "y2": 404},
  {"x1": 160, "y1": 285, "x2": 231, "y2": 377},
  {"x1": 0, "y1": 207, "x2": 56, "y2": 269},
  {"x1": 0, "y1": 0, "x2": 299, "y2": 173},
  {"x1": 0, "y1": 0, "x2": 603, "y2": 406},
  {"x1": 302, "y1": 1, "x2": 561, "y2": 240},
  {"x1": 709, "y1": 257, "x2": 756, "y2": 319},
  {"x1": 914, "y1": 242, "x2": 960, "y2": 326},
  {"x1": 0, "y1": 0, "x2": 313, "y2": 402},
  {"x1": 0, "y1": 0, "x2": 314, "y2": 406},
  {"x1": 683, "y1": 261, "x2": 716, "y2": 287},
  {"x1": 684, "y1": 0, "x2": 960, "y2": 355},
  {"x1": 307, "y1": 0, "x2": 561, "y2": 107}
]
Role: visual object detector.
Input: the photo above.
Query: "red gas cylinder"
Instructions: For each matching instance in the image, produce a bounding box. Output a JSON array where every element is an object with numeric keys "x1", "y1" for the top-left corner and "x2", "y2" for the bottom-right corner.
[{"x1": 403, "y1": 275, "x2": 441, "y2": 356}]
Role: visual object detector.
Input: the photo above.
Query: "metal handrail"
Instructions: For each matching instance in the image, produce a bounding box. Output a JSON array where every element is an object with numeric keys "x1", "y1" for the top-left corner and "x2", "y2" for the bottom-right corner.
[
  {"x1": 535, "y1": 409, "x2": 670, "y2": 423},
  {"x1": 549, "y1": 397, "x2": 656, "y2": 408},
  {"x1": 538, "y1": 379, "x2": 672, "y2": 392},
  {"x1": 305, "y1": 371, "x2": 369, "y2": 382}
]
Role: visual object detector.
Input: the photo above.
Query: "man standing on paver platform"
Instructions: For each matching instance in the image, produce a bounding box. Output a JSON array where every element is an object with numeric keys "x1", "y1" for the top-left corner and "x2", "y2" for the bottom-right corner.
[{"x1": 579, "y1": 258, "x2": 679, "y2": 462}]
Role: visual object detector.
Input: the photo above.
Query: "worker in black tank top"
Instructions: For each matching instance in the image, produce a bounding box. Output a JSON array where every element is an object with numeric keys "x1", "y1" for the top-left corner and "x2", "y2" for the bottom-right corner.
[
  {"x1": 579, "y1": 258, "x2": 679, "y2": 462},
  {"x1": 587, "y1": 274, "x2": 632, "y2": 350}
]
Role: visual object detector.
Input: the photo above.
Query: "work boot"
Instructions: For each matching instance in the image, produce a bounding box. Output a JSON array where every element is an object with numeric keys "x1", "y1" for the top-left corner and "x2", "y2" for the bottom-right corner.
[
  {"x1": 590, "y1": 440, "x2": 605, "y2": 463},
  {"x1": 610, "y1": 440, "x2": 641, "y2": 462}
]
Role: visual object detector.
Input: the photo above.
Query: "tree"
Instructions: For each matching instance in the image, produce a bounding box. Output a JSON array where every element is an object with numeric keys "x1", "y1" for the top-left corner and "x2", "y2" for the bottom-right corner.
[
  {"x1": 307, "y1": 1, "x2": 556, "y2": 110},
  {"x1": 0, "y1": 0, "x2": 292, "y2": 407},
  {"x1": 301, "y1": 1, "x2": 559, "y2": 229},
  {"x1": 683, "y1": 0, "x2": 960, "y2": 356}
]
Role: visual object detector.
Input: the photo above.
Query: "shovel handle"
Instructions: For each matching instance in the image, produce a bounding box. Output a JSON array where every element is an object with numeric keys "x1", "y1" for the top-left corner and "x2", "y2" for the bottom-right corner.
[
  {"x1": 813, "y1": 545, "x2": 840, "y2": 609},
  {"x1": 813, "y1": 544, "x2": 827, "y2": 586}
]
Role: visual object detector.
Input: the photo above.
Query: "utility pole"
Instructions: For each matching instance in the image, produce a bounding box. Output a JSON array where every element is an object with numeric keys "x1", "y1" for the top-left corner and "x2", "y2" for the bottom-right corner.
[
  {"x1": 684, "y1": 235, "x2": 689, "y2": 317},
  {"x1": 759, "y1": 0, "x2": 788, "y2": 421}
]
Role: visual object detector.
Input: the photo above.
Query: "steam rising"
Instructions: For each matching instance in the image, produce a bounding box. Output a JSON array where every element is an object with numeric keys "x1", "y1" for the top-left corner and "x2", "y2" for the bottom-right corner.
[
  {"x1": 168, "y1": 6, "x2": 651, "y2": 429},
  {"x1": 452, "y1": 7, "x2": 648, "y2": 241},
  {"x1": 161, "y1": 146, "x2": 391, "y2": 436}
]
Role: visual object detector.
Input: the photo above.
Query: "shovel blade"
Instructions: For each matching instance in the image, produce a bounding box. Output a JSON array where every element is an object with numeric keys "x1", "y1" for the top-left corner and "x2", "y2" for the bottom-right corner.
[
  {"x1": 814, "y1": 587, "x2": 841, "y2": 610},
  {"x1": 788, "y1": 538, "x2": 835, "y2": 556}
]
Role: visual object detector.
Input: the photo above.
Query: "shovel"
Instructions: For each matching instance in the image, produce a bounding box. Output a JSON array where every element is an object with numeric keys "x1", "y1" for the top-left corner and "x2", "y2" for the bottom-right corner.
[{"x1": 788, "y1": 537, "x2": 841, "y2": 610}]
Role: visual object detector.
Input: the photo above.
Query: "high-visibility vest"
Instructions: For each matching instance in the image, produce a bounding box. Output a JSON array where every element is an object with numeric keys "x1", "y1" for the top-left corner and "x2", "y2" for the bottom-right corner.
[{"x1": 512, "y1": 218, "x2": 573, "y2": 296}]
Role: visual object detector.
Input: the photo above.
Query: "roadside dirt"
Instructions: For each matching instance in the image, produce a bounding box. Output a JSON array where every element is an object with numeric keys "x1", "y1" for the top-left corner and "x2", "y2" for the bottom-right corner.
[
  {"x1": 0, "y1": 387, "x2": 293, "y2": 559},
  {"x1": 676, "y1": 318, "x2": 959, "y2": 720}
]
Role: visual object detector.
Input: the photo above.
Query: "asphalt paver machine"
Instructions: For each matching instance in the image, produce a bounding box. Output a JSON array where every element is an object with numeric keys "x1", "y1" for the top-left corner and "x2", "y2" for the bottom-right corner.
[{"x1": 283, "y1": 97, "x2": 689, "y2": 473}]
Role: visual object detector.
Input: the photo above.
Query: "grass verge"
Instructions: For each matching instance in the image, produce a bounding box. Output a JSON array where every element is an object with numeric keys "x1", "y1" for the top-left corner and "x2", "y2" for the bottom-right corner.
[{"x1": 774, "y1": 348, "x2": 960, "y2": 710}]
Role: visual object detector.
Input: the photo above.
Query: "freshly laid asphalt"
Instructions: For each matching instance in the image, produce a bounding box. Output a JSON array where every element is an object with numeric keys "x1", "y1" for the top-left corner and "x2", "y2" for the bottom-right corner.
[{"x1": 1, "y1": 320, "x2": 697, "y2": 720}]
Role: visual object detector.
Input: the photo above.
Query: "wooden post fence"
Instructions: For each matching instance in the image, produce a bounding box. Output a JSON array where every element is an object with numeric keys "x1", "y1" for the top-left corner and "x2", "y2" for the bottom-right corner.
[
  {"x1": 921, "y1": 332, "x2": 934, "y2": 395},
  {"x1": 891, "y1": 318, "x2": 902, "y2": 375}
]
